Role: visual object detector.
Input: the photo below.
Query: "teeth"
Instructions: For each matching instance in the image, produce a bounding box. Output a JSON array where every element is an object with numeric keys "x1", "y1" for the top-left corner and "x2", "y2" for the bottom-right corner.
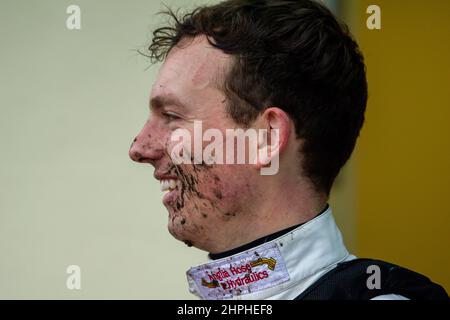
[{"x1": 160, "y1": 179, "x2": 178, "y2": 192}]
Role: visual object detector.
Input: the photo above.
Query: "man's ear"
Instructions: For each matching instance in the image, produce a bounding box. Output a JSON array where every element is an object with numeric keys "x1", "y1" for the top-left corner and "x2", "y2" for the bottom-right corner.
[{"x1": 256, "y1": 107, "x2": 291, "y2": 169}]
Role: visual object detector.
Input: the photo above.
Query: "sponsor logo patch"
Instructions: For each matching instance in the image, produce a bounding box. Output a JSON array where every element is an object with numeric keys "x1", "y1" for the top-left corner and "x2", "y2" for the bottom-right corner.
[{"x1": 187, "y1": 242, "x2": 290, "y2": 299}]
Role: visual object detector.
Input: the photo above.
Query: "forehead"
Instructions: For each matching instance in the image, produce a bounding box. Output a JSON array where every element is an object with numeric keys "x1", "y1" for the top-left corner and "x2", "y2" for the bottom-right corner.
[{"x1": 151, "y1": 36, "x2": 231, "y2": 98}]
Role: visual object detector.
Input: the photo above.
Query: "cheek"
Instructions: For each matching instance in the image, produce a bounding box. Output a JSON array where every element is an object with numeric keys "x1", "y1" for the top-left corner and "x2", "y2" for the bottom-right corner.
[
  {"x1": 168, "y1": 160, "x2": 254, "y2": 225},
  {"x1": 193, "y1": 165, "x2": 253, "y2": 219},
  {"x1": 207, "y1": 174, "x2": 243, "y2": 206},
  {"x1": 207, "y1": 165, "x2": 252, "y2": 195},
  {"x1": 166, "y1": 165, "x2": 254, "y2": 246}
]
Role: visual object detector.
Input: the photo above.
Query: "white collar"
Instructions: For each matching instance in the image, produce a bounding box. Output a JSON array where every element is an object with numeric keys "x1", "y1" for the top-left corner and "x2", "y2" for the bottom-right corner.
[{"x1": 186, "y1": 207, "x2": 351, "y2": 300}]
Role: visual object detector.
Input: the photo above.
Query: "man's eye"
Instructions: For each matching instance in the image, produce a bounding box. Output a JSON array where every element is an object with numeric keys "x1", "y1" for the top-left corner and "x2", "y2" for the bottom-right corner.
[{"x1": 162, "y1": 112, "x2": 181, "y2": 121}]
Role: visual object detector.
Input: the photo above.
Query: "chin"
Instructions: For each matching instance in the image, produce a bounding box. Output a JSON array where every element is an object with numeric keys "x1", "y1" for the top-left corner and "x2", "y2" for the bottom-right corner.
[
  {"x1": 167, "y1": 222, "x2": 193, "y2": 243},
  {"x1": 167, "y1": 224, "x2": 214, "y2": 251}
]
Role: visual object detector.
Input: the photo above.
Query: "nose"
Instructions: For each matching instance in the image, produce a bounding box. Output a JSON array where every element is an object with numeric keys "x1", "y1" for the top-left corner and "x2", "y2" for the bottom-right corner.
[
  {"x1": 129, "y1": 121, "x2": 164, "y2": 164},
  {"x1": 129, "y1": 137, "x2": 142, "y2": 162}
]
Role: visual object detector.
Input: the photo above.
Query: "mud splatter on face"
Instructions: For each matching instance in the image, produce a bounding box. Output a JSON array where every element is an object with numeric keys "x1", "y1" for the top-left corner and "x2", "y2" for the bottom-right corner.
[
  {"x1": 213, "y1": 189, "x2": 223, "y2": 200},
  {"x1": 159, "y1": 143, "x2": 248, "y2": 241},
  {"x1": 157, "y1": 140, "x2": 256, "y2": 252},
  {"x1": 223, "y1": 210, "x2": 237, "y2": 221},
  {"x1": 171, "y1": 161, "x2": 229, "y2": 221},
  {"x1": 162, "y1": 148, "x2": 221, "y2": 214}
]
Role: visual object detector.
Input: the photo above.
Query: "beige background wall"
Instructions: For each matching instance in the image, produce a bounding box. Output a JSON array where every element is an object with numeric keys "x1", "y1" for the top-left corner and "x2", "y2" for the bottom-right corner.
[
  {"x1": 0, "y1": 0, "x2": 354, "y2": 299},
  {"x1": 0, "y1": 0, "x2": 213, "y2": 299}
]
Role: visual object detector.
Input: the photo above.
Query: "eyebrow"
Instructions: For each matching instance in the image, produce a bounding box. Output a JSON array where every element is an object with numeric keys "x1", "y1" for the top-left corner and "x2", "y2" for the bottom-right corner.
[{"x1": 149, "y1": 94, "x2": 187, "y2": 111}]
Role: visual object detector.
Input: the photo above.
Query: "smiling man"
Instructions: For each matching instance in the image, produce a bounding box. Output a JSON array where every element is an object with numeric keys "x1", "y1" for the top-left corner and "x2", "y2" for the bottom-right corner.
[{"x1": 129, "y1": 0, "x2": 448, "y2": 300}]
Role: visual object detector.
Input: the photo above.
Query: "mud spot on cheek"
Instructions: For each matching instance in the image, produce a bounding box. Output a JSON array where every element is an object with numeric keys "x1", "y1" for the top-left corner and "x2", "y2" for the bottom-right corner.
[
  {"x1": 213, "y1": 188, "x2": 223, "y2": 200},
  {"x1": 223, "y1": 211, "x2": 237, "y2": 221},
  {"x1": 202, "y1": 213, "x2": 208, "y2": 218},
  {"x1": 224, "y1": 211, "x2": 236, "y2": 218}
]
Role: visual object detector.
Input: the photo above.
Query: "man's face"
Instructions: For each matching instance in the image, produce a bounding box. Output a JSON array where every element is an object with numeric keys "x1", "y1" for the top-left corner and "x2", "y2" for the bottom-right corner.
[{"x1": 129, "y1": 36, "x2": 260, "y2": 253}]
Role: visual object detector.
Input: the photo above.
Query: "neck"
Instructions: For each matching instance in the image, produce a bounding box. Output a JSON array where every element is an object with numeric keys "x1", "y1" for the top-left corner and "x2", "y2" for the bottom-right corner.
[
  {"x1": 209, "y1": 175, "x2": 328, "y2": 254},
  {"x1": 209, "y1": 203, "x2": 329, "y2": 260},
  {"x1": 260, "y1": 177, "x2": 327, "y2": 227}
]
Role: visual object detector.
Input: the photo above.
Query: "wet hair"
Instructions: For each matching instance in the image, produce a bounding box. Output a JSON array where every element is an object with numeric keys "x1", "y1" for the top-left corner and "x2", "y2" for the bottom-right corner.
[{"x1": 145, "y1": 0, "x2": 368, "y2": 194}]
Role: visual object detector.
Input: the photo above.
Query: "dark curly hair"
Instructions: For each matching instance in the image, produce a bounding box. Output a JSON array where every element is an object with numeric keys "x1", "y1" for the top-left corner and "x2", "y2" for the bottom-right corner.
[{"x1": 144, "y1": 0, "x2": 368, "y2": 194}]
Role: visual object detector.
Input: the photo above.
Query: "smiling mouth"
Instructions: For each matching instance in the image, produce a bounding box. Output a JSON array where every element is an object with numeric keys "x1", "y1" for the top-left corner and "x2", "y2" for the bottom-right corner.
[
  {"x1": 160, "y1": 178, "x2": 180, "y2": 205},
  {"x1": 160, "y1": 178, "x2": 178, "y2": 192}
]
